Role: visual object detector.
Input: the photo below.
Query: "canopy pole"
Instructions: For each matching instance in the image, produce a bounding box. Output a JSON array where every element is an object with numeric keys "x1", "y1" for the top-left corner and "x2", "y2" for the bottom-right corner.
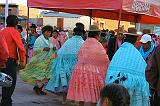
[
  {"x1": 115, "y1": 3, "x2": 123, "y2": 51},
  {"x1": 89, "y1": 16, "x2": 92, "y2": 28},
  {"x1": 26, "y1": 7, "x2": 30, "y2": 63},
  {"x1": 135, "y1": 16, "x2": 140, "y2": 31},
  {"x1": 117, "y1": 9, "x2": 122, "y2": 35},
  {"x1": 137, "y1": 23, "x2": 141, "y2": 31},
  {"x1": 89, "y1": 9, "x2": 92, "y2": 29},
  {"x1": 5, "y1": 0, "x2": 9, "y2": 27}
]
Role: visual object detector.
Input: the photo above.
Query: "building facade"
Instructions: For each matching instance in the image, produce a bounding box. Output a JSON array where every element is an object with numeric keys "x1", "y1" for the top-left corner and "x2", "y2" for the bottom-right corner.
[
  {"x1": 0, "y1": 4, "x2": 18, "y2": 23},
  {"x1": 41, "y1": 12, "x2": 93, "y2": 30},
  {"x1": 94, "y1": 18, "x2": 134, "y2": 31}
]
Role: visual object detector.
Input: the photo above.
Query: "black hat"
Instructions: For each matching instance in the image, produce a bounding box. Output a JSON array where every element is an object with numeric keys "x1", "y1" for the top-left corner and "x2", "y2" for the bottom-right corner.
[{"x1": 30, "y1": 24, "x2": 37, "y2": 29}]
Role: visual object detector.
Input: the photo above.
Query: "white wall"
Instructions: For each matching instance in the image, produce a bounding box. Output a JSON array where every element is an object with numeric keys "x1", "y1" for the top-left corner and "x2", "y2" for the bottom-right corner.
[
  {"x1": 79, "y1": 16, "x2": 94, "y2": 30},
  {"x1": 43, "y1": 16, "x2": 93, "y2": 30},
  {"x1": 64, "y1": 16, "x2": 93, "y2": 30},
  {"x1": 64, "y1": 18, "x2": 79, "y2": 30},
  {"x1": 43, "y1": 17, "x2": 57, "y2": 27}
]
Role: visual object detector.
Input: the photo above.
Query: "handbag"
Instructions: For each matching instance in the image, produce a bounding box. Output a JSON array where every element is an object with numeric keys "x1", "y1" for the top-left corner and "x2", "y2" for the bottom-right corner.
[{"x1": 0, "y1": 72, "x2": 12, "y2": 87}]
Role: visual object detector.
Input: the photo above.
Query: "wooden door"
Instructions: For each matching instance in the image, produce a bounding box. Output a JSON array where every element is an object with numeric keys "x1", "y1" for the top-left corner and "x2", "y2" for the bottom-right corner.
[{"x1": 57, "y1": 18, "x2": 64, "y2": 29}]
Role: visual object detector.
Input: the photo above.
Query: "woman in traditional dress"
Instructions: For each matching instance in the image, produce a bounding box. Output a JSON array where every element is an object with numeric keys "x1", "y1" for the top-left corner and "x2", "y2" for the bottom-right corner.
[
  {"x1": 51, "y1": 30, "x2": 61, "y2": 50},
  {"x1": 67, "y1": 25, "x2": 110, "y2": 106},
  {"x1": 58, "y1": 29, "x2": 67, "y2": 46},
  {"x1": 105, "y1": 28, "x2": 150, "y2": 106},
  {"x1": 46, "y1": 23, "x2": 85, "y2": 104},
  {"x1": 20, "y1": 25, "x2": 54, "y2": 95},
  {"x1": 27, "y1": 24, "x2": 39, "y2": 62}
]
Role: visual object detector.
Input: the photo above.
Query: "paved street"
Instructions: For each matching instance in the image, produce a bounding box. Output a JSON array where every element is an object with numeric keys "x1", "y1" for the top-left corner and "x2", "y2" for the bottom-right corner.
[
  {"x1": 0, "y1": 76, "x2": 92, "y2": 106},
  {"x1": 1, "y1": 76, "x2": 64, "y2": 106}
]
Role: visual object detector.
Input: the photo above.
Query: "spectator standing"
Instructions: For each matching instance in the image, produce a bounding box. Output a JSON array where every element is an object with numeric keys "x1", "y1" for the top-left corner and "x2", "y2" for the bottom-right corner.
[
  {"x1": 27, "y1": 24, "x2": 39, "y2": 62},
  {"x1": 1, "y1": 15, "x2": 26, "y2": 106},
  {"x1": 146, "y1": 44, "x2": 160, "y2": 106},
  {"x1": 138, "y1": 34, "x2": 155, "y2": 62},
  {"x1": 0, "y1": 31, "x2": 9, "y2": 69}
]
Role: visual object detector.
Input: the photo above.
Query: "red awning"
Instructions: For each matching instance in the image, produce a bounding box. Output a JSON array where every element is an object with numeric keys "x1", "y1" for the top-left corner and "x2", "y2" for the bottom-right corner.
[{"x1": 27, "y1": 0, "x2": 160, "y2": 24}]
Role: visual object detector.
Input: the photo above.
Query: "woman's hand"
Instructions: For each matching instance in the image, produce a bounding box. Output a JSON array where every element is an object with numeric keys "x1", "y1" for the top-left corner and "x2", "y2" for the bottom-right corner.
[
  {"x1": 43, "y1": 47, "x2": 50, "y2": 51},
  {"x1": 53, "y1": 52, "x2": 57, "y2": 58}
]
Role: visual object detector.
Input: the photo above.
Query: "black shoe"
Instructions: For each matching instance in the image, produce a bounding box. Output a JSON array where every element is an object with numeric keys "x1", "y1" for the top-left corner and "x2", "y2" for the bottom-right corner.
[
  {"x1": 40, "y1": 91, "x2": 47, "y2": 95},
  {"x1": 33, "y1": 86, "x2": 40, "y2": 95}
]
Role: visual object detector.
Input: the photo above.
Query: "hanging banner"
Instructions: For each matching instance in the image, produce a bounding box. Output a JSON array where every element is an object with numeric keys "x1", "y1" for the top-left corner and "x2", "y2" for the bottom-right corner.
[{"x1": 132, "y1": 0, "x2": 150, "y2": 12}]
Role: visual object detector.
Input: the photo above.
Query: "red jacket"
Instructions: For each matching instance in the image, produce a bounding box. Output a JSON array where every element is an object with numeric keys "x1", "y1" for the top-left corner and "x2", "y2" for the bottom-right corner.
[
  {"x1": 1, "y1": 27, "x2": 26, "y2": 62},
  {"x1": 0, "y1": 31, "x2": 9, "y2": 66}
]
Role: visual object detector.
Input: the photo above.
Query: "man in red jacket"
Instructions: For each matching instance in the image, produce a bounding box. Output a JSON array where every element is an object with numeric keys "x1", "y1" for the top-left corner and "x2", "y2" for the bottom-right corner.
[
  {"x1": 1, "y1": 15, "x2": 26, "y2": 106},
  {"x1": 0, "y1": 31, "x2": 9, "y2": 69}
]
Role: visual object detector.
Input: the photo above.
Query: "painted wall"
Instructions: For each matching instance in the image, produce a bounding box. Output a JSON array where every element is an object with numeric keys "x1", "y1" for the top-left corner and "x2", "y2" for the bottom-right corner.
[
  {"x1": 43, "y1": 16, "x2": 93, "y2": 30},
  {"x1": 19, "y1": 5, "x2": 40, "y2": 18},
  {"x1": 64, "y1": 18, "x2": 79, "y2": 30},
  {"x1": 94, "y1": 18, "x2": 133, "y2": 31},
  {"x1": 43, "y1": 17, "x2": 57, "y2": 27}
]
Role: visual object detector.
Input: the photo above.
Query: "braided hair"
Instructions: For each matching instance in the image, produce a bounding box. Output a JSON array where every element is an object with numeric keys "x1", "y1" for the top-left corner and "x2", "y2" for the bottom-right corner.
[{"x1": 100, "y1": 84, "x2": 130, "y2": 106}]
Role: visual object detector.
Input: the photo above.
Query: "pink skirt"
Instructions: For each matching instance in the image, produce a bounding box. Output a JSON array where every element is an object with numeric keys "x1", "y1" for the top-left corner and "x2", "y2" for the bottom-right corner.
[{"x1": 67, "y1": 64, "x2": 105, "y2": 103}]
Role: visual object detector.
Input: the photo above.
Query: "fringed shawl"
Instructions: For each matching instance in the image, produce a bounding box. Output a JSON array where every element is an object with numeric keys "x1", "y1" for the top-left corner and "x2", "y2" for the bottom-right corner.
[
  {"x1": 45, "y1": 36, "x2": 84, "y2": 93},
  {"x1": 57, "y1": 36, "x2": 84, "y2": 55},
  {"x1": 33, "y1": 35, "x2": 53, "y2": 52},
  {"x1": 106, "y1": 42, "x2": 150, "y2": 106},
  {"x1": 77, "y1": 38, "x2": 110, "y2": 80}
]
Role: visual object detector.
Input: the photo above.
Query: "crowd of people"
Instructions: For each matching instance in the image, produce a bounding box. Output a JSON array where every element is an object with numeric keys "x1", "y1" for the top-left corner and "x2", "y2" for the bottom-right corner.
[{"x1": 0, "y1": 15, "x2": 160, "y2": 106}]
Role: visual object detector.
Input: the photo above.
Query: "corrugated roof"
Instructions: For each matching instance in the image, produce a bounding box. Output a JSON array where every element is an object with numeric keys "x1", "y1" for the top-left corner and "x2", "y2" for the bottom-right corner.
[
  {"x1": 0, "y1": 14, "x2": 26, "y2": 21},
  {"x1": 41, "y1": 12, "x2": 81, "y2": 18}
]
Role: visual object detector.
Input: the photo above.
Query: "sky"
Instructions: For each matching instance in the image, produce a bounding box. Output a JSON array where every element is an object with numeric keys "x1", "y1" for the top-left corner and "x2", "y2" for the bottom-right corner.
[{"x1": 0, "y1": 0, "x2": 27, "y2": 5}]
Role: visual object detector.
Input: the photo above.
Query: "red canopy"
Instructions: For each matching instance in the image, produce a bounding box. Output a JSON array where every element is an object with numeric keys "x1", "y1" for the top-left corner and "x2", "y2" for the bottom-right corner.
[{"x1": 27, "y1": 0, "x2": 160, "y2": 24}]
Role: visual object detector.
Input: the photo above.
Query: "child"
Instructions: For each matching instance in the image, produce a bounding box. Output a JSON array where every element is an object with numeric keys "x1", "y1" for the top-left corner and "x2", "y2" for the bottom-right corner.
[{"x1": 99, "y1": 84, "x2": 130, "y2": 106}]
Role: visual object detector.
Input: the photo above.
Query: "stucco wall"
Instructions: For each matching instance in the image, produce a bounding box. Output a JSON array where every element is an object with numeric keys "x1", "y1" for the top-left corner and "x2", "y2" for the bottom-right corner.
[
  {"x1": 43, "y1": 16, "x2": 92, "y2": 30},
  {"x1": 43, "y1": 17, "x2": 57, "y2": 27},
  {"x1": 94, "y1": 18, "x2": 132, "y2": 31}
]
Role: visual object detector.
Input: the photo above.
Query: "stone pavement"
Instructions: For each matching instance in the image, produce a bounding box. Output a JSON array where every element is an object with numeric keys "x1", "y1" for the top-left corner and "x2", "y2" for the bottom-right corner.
[{"x1": 1, "y1": 76, "x2": 64, "y2": 106}]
